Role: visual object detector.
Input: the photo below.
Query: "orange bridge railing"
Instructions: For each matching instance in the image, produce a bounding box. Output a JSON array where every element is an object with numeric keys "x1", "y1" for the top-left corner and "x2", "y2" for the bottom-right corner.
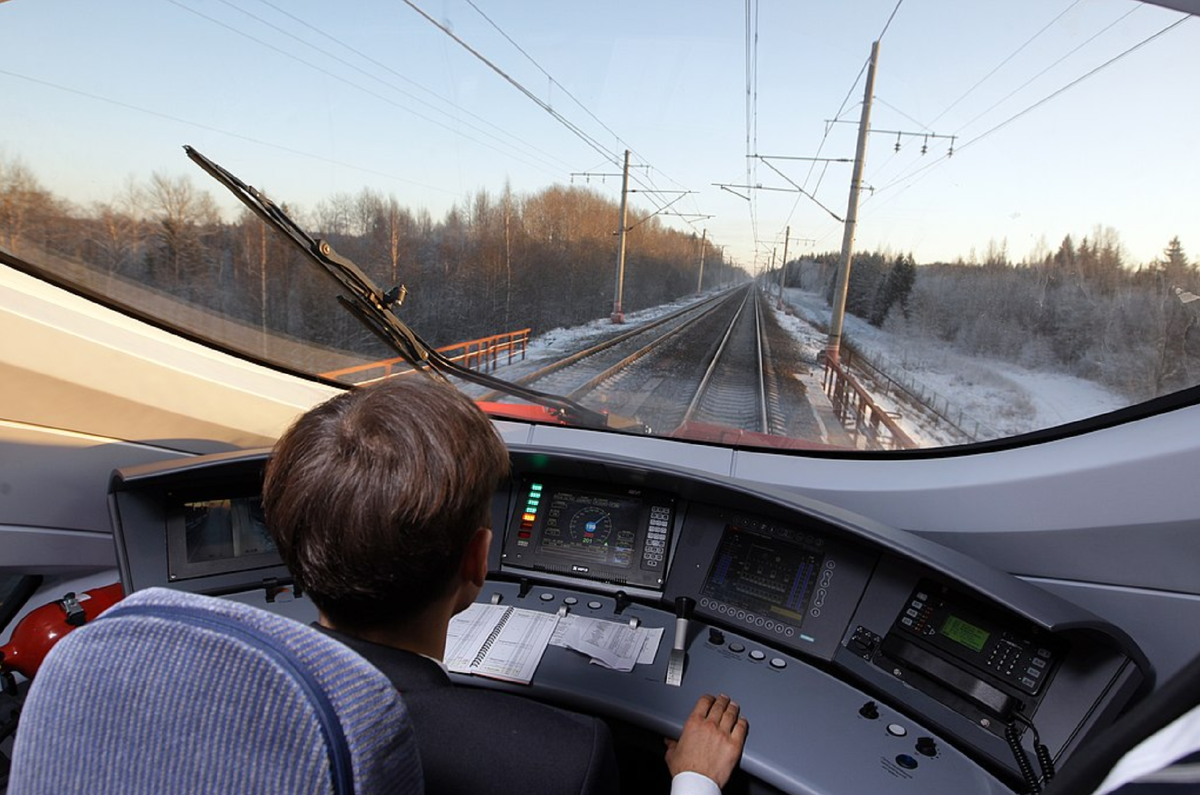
[{"x1": 319, "y1": 328, "x2": 532, "y2": 385}]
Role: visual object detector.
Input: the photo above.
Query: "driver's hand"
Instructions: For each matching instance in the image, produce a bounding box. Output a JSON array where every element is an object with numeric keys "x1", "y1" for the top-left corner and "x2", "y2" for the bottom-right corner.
[{"x1": 665, "y1": 693, "x2": 749, "y2": 789}]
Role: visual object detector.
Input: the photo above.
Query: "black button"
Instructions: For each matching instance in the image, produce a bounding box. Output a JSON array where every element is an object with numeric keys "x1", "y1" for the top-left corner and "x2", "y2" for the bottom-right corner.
[
  {"x1": 858, "y1": 701, "x2": 880, "y2": 720},
  {"x1": 708, "y1": 628, "x2": 725, "y2": 646},
  {"x1": 916, "y1": 737, "x2": 937, "y2": 757},
  {"x1": 895, "y1": 754, "x2": 918, "y2": 770}
]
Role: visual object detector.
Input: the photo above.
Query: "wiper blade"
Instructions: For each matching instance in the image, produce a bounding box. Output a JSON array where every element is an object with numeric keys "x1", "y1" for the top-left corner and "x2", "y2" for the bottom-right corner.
[{"x1": 185, "y1": 145, "x2": 621, "y2": 430}]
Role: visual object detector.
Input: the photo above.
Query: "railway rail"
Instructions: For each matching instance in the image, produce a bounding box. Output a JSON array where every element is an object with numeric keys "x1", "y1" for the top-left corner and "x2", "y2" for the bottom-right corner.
[{"x1": 492, "y1": 285, "x2": 806, "y2": 439}]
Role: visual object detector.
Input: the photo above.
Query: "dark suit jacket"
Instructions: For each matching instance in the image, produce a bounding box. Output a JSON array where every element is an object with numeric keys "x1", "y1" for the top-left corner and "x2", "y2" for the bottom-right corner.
[{"x1": 318, "y1": 626, "x2": 621, "y2": 795}]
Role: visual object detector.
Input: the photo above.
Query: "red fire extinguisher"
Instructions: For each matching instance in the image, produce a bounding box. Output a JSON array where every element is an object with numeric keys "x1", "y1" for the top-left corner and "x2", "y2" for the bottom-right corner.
[{"x1": 0, "y1": 583, "x2": 124, "y2": 680}]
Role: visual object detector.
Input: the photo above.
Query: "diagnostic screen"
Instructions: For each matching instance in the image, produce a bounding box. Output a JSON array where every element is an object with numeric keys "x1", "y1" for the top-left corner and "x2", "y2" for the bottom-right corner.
[
  {"x1": 940, "y1": 614, "x2": 991, "y2": 653},
  {"x1": 701, "y1": 522, "x2": 826, "y2": 628},
  {"x1": 503, "y1": 479, "x2": 674, "y2": 590}
]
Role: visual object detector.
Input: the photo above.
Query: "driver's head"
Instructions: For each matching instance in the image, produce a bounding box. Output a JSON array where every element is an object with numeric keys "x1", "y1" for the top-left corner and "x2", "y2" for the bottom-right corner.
[{"x1": 263, "y1": 375, "x2": 510, "y2": 631}]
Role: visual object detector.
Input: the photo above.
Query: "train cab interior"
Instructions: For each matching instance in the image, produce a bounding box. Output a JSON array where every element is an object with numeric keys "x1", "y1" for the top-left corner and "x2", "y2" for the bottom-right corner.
[{"x1": 2, "y1": 1, "x2": 1200, "y2": 793}]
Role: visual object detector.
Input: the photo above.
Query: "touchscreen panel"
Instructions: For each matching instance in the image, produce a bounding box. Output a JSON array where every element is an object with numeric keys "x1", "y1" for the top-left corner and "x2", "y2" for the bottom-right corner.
[
  {"x1": 502, "y1": 479, "x2": 675, "y2": 590},
  {"x1": 700, "y1": 521, "x2": 827, "y2": 637}
]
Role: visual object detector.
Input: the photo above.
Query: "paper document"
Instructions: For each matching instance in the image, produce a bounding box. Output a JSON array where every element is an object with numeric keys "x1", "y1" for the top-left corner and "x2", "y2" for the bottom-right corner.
[
  {"x1": 445, "y1": 603, "x2": 560, "y2": 685},
  {"x1": 550, "y1": 614, "x2": 664, "y2": 672}
]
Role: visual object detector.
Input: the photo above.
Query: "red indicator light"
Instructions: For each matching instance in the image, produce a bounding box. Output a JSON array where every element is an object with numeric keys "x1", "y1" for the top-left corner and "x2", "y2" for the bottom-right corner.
[{"x1": 518, "y1": 531, "x2": 531, "y2": 539}]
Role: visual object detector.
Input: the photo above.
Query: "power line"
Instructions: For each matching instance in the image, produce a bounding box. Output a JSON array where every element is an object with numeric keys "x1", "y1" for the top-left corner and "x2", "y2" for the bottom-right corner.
[
  {"x1": 397, "y1": 0, "x2": 621, "y2": 167},
  {"x1": 954, "y1": 4, "x2": 1142, "y2": 135},
  {"x1": 246, "y1": 0, "x2": 579, "y2": 173},
  {"x1": 877, "y1": 0, "x2": 905, "y2": 42},
  {"x1": 0, "y1": 67, "x2": 461, "y2": 197},
  {"x1": 166, "y1": 0, "x2": 564, "y2": 179},
  {"x1": 865, "y1": 13, "x2": 1191, "y2": 209},
  {"x1": 456, "y1": 0, "x2": 705, "y2": 230},
  {"x1": 925, "y1": 0, "x2": 1083, "y2": 129},
  {"x1": 462, "y1": 0, "x2": 623, "y2": 156},
  {"x1": 396, "y1": 0, "x2": 697, "y2": 232}
]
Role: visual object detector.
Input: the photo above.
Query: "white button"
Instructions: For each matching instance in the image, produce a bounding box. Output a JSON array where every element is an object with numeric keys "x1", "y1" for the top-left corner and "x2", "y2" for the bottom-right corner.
[
  {"x1": 749, "y1": 650, "x2": 766, "y2": 661},
  {"x1": 588, "y1": 601, "x2": 603, "y2": 610},
  {"x1": 887, "y1": 723, "x2": 908, "y2": 737}
]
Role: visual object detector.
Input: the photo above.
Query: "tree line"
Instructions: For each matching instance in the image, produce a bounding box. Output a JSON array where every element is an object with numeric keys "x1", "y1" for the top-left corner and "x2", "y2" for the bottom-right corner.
[
  {"x1": 0, "y1": 156, "x2": 736, "y2": 358},
  {"x1": 788, "y1": 230, "x2": 1199, "y2": 401}
]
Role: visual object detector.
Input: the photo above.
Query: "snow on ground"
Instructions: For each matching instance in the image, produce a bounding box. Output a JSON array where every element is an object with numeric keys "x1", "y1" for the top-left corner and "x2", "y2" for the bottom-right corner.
[
  {"x1": 778, "y1": 287, "x2": 1129, "y2": 445},
  {"x1": 456, "y1": 289, "x2": 721, "y2": 390}
]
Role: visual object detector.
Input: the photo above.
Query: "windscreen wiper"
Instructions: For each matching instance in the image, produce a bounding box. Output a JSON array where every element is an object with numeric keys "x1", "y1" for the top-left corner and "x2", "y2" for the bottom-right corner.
[{"x1": 185, "y1": 145, "x2": 623, "y2": 431}]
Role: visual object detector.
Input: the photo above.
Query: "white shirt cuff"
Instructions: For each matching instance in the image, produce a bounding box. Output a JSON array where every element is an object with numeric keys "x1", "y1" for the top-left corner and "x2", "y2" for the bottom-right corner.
[{"x1": 670, "y1": 770, "x2": 722, "y2": 795}]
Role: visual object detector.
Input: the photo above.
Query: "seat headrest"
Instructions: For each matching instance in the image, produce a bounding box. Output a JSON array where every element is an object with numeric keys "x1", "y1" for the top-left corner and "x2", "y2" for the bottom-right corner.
[{"x1": 8, "y1": 587, "x2": 423, "y2": 795}]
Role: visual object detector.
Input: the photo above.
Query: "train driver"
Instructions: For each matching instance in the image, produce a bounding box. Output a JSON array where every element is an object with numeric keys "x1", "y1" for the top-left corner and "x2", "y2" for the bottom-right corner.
[{"x1": 263, "y1": 375, "x2": 748, "y2": 795}]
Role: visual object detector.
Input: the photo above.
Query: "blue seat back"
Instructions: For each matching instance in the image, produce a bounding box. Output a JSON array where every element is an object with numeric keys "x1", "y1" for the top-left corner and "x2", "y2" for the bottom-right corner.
[{"x1": 7, "y1": 587, "x2": 423, "y2": 794}]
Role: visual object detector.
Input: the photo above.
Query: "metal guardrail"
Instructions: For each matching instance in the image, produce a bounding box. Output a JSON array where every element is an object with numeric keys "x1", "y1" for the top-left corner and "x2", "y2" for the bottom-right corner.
[
  {"x1": 837, "y1": 347, "x2": 997, "y2": 443},
  {"x1": 319, "y1": 329, "x2": 532, "y2": 384},
  {"x1": 822, "y1": 356, "x2": 916, "y2": 450}
]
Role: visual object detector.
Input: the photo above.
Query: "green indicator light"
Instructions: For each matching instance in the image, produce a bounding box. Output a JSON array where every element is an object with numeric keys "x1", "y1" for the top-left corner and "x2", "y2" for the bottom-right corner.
[
  {"x1": 526, "y1": 503, "x2": 539, "y2": 511},
  {"x1": 531, "y1": 483, "x2": 543, "y2": 492}
]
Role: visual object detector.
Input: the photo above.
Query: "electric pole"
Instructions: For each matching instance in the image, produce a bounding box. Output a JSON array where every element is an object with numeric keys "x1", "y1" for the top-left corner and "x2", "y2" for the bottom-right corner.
[
  {"x1": 776, "y1": 225, "x2": 790, "y2": 308},
  {"x1": 696, "y1": 228, "x2": 707, "y2": 294},
  {"x1": 827, "y1": 40, "x2": 879, "y2": 365},
  {"x1": 611, "y1": 149, "x2": 631, "y2": 323}
]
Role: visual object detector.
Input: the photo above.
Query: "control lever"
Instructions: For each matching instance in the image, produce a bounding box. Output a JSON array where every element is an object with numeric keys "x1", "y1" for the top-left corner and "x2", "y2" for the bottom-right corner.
[
  {"x1": 613, "y1": 590, "x2": 631, "y2": 615},
  {"x1": 665, "y1": 596, "x2": 694, "y2": 687}
]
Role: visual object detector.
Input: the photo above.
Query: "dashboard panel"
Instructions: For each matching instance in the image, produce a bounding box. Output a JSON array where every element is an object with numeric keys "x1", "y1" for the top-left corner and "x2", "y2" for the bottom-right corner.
[{"x1": 108, "y1": 444, "x2": 1151, "y2": 794}]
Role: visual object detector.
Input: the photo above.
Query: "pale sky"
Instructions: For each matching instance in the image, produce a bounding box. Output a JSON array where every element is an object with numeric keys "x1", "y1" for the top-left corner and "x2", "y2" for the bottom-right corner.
[{"x1": 2, "y1": 0, "x2": 1196, "y2": 270}]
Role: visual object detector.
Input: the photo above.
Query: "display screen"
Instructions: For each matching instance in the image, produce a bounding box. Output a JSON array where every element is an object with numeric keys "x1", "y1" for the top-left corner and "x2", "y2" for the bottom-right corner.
[
  {"x1": 503, "y1": 479, "x2": 674, "y2": 590},
  {"x1": 167, "y1": 496, "x2": 282, "y2": 581},
  {"x1": 701, "y1": 522, "x2": 825, "y2": 626},
  {"x1": 184, "y1": 498, "x2": 276, "y2": 563},
  {"x1": 940, "y1": 615, "x2": 991, "y2": 653},
  {"x1": 527, "y1": 486, "x2": 640, "y2": 567}
]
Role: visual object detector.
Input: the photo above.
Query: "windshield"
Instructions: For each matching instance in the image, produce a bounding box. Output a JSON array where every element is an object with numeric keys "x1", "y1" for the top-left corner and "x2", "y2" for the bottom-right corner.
[{"x1": 3, "y1": 1, "x2": 1197, "y2": 452}]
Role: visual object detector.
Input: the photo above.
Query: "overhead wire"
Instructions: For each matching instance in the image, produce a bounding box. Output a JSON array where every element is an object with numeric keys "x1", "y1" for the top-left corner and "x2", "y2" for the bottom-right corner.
[
  {"x1": 0, "y1": 67, "x2": 461, "y2": 197},
  {"x1": 396, "y1": 0, "x2": 621, "y2": 168},
  {"x1": 457, "y1": 0, "x2": 706, "y2": 231},
  {"x1": 863, "y1": 13, "x2": 1192, "y2": 215},
  {"x1": 246, "y1": 0, "x2": 579, "y2": 173},
  {"x1": 924, "y1": 0, "x2": 1084, "y2": 129},
  {"x1": 397, "y1": 0, "x2": 700, "y2": 233},
  {"x1": 165, "y1": 0, "x2": 564, "y2": 179},
  {"x1": 954, "y1": 4, "x2": 1142, "y2": 135}
]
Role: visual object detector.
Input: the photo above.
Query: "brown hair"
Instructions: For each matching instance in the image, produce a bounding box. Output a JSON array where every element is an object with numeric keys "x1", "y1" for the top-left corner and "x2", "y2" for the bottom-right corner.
[{"x1": 263, "y1": 376, "x2": 510, "y2": 630}]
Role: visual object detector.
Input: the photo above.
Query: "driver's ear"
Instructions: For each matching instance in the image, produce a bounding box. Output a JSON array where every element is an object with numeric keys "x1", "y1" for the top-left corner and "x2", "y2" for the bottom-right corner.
[{"x1": 461, "y1": 526, "x2": 492, "y2": 588}]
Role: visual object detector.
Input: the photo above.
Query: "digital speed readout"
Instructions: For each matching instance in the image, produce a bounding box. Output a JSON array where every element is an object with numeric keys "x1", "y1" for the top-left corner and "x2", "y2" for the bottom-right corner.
[
  {"x1": 504, "y1": 479, "x2": 675, "y2": 590},
  {"x1": 538, "y1": 490, "x2": 638, "y2": 566}
]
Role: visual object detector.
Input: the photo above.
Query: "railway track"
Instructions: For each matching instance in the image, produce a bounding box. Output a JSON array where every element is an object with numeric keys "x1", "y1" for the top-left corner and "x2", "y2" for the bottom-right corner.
[
  {"x1": 679, "y1": 287, "x2": 775, "y2": 434},
  {"x1": 489, "y1": 285, "x2": 798, "y2": 437},
  {"x1": 477, "y1": 288, "x2": 744, "y2": 403}
]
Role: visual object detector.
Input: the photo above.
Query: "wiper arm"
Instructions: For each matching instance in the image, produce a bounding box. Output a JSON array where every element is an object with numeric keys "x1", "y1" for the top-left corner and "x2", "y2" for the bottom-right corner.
[{"x1": 185, "y1": 145, "x2": 620, "y2": 430}]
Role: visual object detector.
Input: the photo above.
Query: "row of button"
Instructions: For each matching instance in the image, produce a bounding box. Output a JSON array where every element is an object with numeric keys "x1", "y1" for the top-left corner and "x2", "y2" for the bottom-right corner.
[
  {"x1": 721, "y1": 642, "x2": 787, "y2": 669},
  {"x1": 700, "y1": 598, "x2": 796, "y2": 637}
]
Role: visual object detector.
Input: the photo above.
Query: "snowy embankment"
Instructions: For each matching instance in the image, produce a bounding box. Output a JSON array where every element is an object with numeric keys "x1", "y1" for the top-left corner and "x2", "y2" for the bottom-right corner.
[{"x1": 778, "y1": 288, "x2": 1128, "y2": 447}]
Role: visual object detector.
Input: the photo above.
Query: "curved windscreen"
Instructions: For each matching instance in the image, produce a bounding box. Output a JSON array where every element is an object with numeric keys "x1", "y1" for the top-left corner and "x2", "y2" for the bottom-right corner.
[{"x1": 3, "y1": 1, "x2": 1197, "y2": 452}]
